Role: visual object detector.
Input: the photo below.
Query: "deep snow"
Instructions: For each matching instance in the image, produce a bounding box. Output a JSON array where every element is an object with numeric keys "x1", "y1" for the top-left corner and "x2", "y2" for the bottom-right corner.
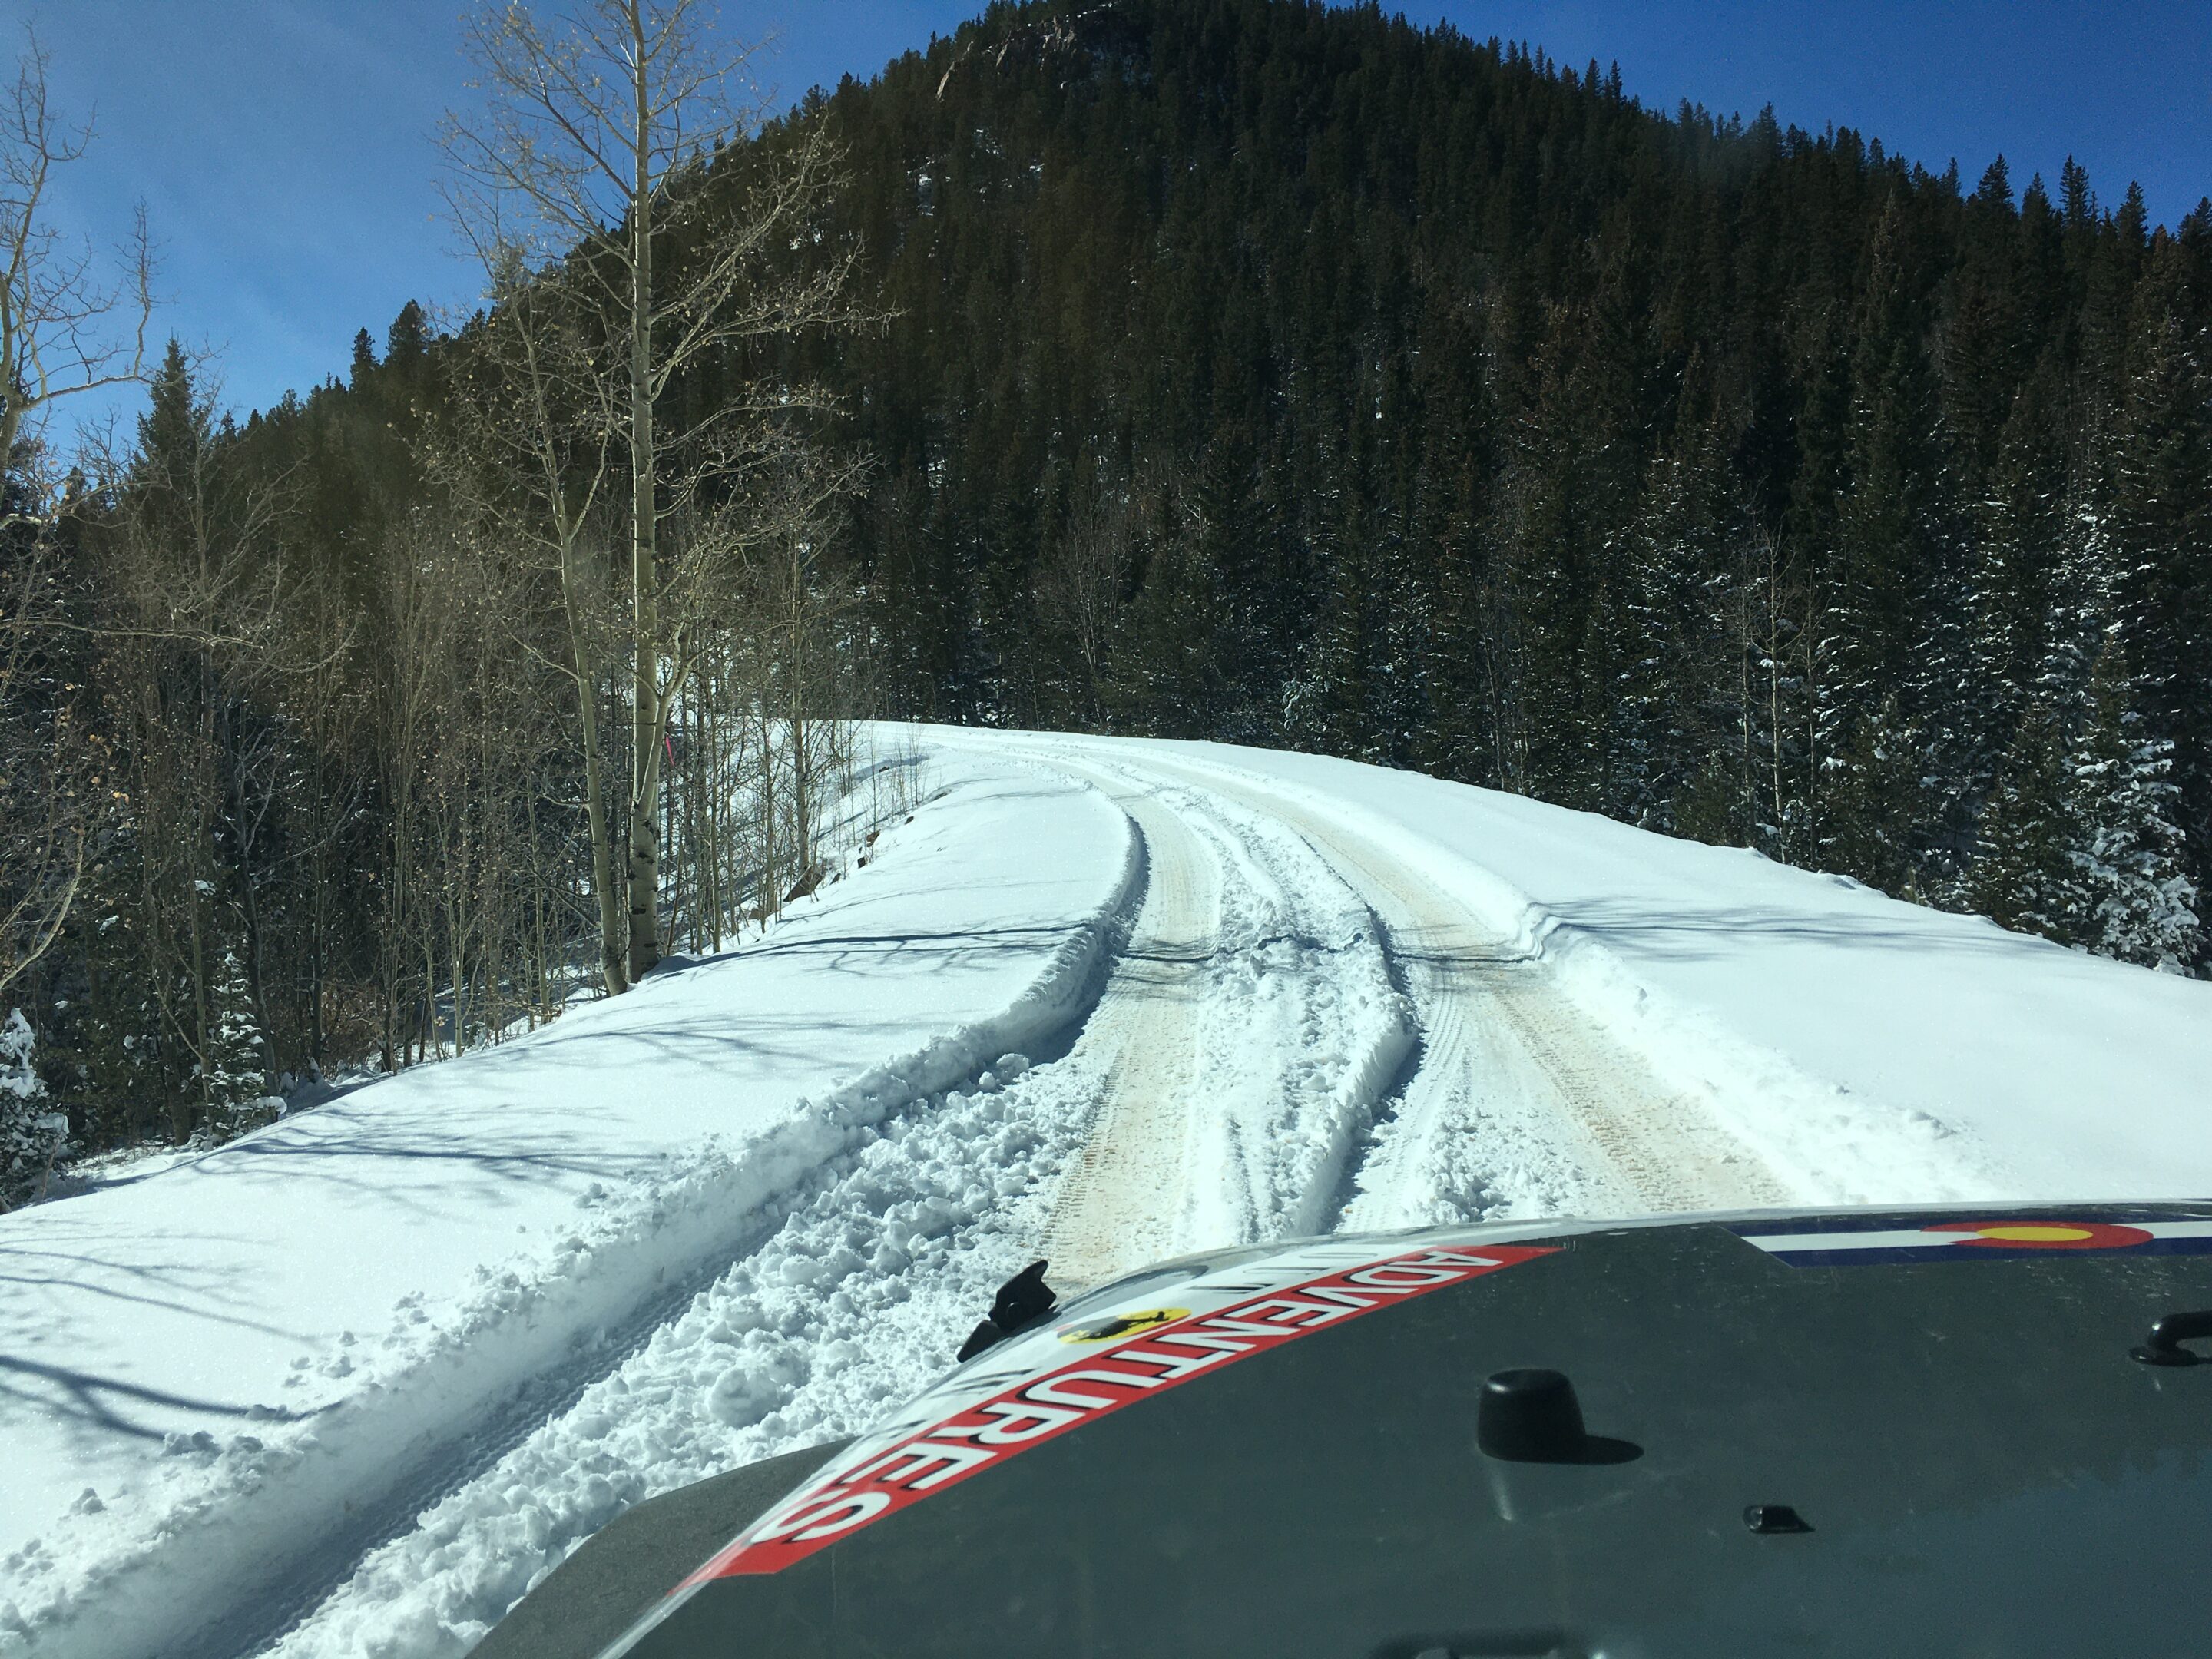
[
  {"x1": 5, "y1": 726, "x2": 2209, "y2": 1659},
  {"x1": 0, "y1": 745, "x2": 1134, "y2": 1659}
]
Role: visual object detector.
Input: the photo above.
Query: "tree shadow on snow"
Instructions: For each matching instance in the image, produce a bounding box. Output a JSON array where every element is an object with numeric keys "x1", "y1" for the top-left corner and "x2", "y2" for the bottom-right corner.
[
  {"x1": 613, "y1": 919, "x2": 1078, "y2": 984},
  {"x1": 0, "y1": 1351, "x2": 312, "y2": 1441},
  {"x1": 1538, "y1": 899, "x2": 2064, "y2": 965}
]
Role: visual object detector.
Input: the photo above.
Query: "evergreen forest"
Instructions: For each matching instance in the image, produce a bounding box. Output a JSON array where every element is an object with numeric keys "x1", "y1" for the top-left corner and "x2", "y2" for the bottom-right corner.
[{"x1": 4, "y1": 0, "x2": 2207, "y2": 1191}]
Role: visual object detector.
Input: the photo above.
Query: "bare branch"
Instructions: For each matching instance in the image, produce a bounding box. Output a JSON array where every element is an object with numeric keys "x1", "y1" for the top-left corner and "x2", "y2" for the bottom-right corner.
[{"x1": 0, "y1": 27, "x2": 156, "y2": 509}]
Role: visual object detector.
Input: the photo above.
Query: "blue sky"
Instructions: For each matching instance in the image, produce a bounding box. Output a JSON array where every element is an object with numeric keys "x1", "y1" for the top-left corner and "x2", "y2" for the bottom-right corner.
[{"x1": 3, "y1": 1, "x2": 2205, "y2": 435}]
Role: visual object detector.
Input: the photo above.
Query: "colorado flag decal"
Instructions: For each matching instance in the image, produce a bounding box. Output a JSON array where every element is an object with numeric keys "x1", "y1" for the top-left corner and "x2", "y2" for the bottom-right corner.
[{"x1": 1733, "y1": 1213, "x2": 2212, "y2": 1268}]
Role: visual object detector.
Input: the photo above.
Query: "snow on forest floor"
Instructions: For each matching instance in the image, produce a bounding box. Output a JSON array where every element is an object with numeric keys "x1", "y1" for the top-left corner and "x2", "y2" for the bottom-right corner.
[{"x1": 6, "y1": 727, "x2": 2212, "y2": 1659}]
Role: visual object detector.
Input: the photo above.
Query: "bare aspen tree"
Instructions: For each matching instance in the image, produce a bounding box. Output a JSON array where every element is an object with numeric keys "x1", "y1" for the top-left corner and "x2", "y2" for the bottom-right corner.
[
  {"x1": 761, "y1": 508, "x2": 859, "y2": 891},
  {"x1": 99, "y1": 351, "x2": 292, "y2": 1136},
  {"x1": 434, "y1": 236, "x2": 633, "y2": 994},
  {"x1": 0, "y1": 28, "x2": 154, "y2": 998},
  {"x1": 0, "y1": 31, "x2": 154, "y2": 508},
  {"x1": 445, "y1": 0, "x2": 861, "y2": 984},
  {"x1": 1035, "y1": 481, "x2": 1135, "y2": 728}
]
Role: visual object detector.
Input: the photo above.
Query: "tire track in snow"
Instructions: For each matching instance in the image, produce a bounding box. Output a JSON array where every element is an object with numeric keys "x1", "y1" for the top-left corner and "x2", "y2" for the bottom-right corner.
[
  {"x1": 1115, "y1": 750, "x2": 1794, "y2": 1226},
  {"x1": 1308, "y1": 905, "x2": 1426, "y2": 1234},
  {"x1": 1033, "y1": 778, "x2": 1218, "y2": 1287},
  {"x1": 982, "y1": 740, "x2": 1791, "y2": 1229},
  {"x1": 1026, "y1": 755, "x2": 1413, "y2": 1285}
]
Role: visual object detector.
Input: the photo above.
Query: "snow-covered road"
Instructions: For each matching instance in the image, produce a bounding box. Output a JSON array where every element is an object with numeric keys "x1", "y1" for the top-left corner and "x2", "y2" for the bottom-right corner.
[
  {"x1": 1102, "y1": 744, "x2": 1796, "y2": 1224},
  {"x1": 1008, "y1": 737, "x2": 1791, "y2": 1286},
  {"x1": 238, "y1": 737, "x2": 1708, "y2": 1655},
  {"x1": 256, "y1": 741, "x2": 1432, "y2": 1655},
  {"x1": 8, "y1": 727, "x2": 2210, "y2": 1659}
]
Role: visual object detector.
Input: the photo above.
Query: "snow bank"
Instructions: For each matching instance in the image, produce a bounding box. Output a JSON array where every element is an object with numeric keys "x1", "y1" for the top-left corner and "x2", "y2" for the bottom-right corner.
[
  {"x1": 0, "y1": 744, "x2": 1137, "y2": 1659},
  {"x1": 259, "y1": 1048, "x2": 1100, "y2": 1659},
  {"x1": 1137, "y1": 739, "x2": 2212, "y2": 1204}
]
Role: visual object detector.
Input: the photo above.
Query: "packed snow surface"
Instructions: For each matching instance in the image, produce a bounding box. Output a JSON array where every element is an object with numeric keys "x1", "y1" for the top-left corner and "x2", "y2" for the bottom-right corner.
[{"x1": 5, "y1": 727, "x2": 2207, "y2": 1659}]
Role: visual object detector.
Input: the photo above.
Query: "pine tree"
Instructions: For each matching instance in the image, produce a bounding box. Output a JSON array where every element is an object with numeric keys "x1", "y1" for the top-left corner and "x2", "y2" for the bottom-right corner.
[
  {"x1": 1822, "y1": 197, "x2": 1939, "y2": 886},
  {"x1": 349, "y1": 327, "x2": 379, "y2": 390},
  {"x1": 198, "y1": 946, "x2": 277, "y2": 1139},
  {"x1": 384, "y1": 300, "x2": 429, "y2": 375},
  {"x1": 1971, "y1": 488, "x2": 2111, "y2": 945},
  {"x1": 1289, "y1": 502, "x2": 1369, "y2": 757},
  {"x1": 2, "y1": 1008, "x2": 69, "y2": 1209},
  {"x1": 1970, "y1": 700, "x2": 2080, "y2": 941},
  {"x1": 1608, "y1": 389, "x2": 1736, "y2": 834},
  {"x1": 1122, "y1": 493, "x2": 1225, "y2": 739},
  {"x1": 68, "y1": 822, "x2": 165, "y2": 1146},
  {"x1": 1963, "y1": 363, "x2": 2067, "y2": 799},
  {"x1": 2104, "y1": 237, "x2": 2212, "y2": 969},
  {"x1": 2068, "y1": 644, "x2": 2203, "y2": 970}
]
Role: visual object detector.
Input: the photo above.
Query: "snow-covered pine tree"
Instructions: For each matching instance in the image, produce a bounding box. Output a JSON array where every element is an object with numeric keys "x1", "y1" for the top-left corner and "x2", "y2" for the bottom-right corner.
[
  {"x1": 1587, "y1": 538, "x2": 1659, "y2": 826},
  {"x1": 57, "y1": 820, "x2": 165, "y2": 1146},
  {"x1": 1291, "y1": 477, "x2": 1378, "y2": 762},
  {"x1": 2103, "y1": 232, "x2": 2212, "y2": 973},
  {"x1": 1962, "y1": 369, "x2": 2068, "y2": 803},
  {"x1": 1820, "y1": 196, "x2": 1948, "y2": 892},
  {"x1": 1125, "y1": 482, "x2": 1227, "y2": 737},
  {"x1": 1945, "y1": 164, "x2": 2045, "y2": 853},
  {"x1": 1606, "y1": 390, "x2": 1737, "y2": 838},
  {"x1": 1909, "y1": 532, "x2": 1987, "y2": 909},
  {"x1": 198, "y1": 947, "x2": 279, "y2": 1139},
  {"x1": 1967, "y1": 479, "x2": 2108, "y2": 949},
  {"x1": 1366, "y1": 482, "x2": 1433, "y2": 770},
  {"x1": 1969, "y1": 701, "x2": 2081, "y2": 942},
  {"x1": 2, "y1": 1008, "x2": 69, "y2": 1210},
  {"x1": 2068, "y1": 643, "x2": 2204, "y2": 971}
]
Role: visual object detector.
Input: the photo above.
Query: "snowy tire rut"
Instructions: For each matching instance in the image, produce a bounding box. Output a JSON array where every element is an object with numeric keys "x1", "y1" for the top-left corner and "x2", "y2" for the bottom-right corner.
[
  {"x1": 1035, "y1": 758, "x2": 1414, "y2": 1286},
  {"x1": 1115, "y1": 750, "x2": 1794, "y2": 1227}
]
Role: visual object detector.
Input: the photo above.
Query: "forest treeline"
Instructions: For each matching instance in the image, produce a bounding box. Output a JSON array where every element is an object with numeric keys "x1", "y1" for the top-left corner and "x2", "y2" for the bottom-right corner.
[
  {"x1": 793, "y1": 0, "x2": 2207, "y2": 975},
  {"x1": 4, "y1": 0, "x2": 2208, "y2": 1193}
]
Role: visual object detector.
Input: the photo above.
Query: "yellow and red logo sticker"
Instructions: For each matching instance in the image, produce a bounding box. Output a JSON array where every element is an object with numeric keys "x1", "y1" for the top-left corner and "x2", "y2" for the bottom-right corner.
[
  {"x1": 1736, "y1": 1214, "x2": 2212, "y2": 1267},
  {"x1": 689, "y1": 1243, "x2": 1555, "y2": 1581},
  {"x1": 1057, "y1": 1307, "x2": 1190, "y2": 1343}
]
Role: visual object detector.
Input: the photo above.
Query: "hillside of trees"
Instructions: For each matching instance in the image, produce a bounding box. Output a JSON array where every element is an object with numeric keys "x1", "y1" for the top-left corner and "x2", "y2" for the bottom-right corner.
[
  {"x1": 5, "y1": 0, "x2": 2207, "y2": 1191},
  {"x1": 795, "y1": 0, "x2": 2208, "y2": 975}
]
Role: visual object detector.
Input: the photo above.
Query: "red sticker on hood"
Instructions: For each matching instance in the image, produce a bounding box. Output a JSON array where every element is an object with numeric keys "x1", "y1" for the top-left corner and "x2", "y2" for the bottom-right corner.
[{"x1": 694, "y1": 1242, "x2": 1557, "y2": 1580}]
